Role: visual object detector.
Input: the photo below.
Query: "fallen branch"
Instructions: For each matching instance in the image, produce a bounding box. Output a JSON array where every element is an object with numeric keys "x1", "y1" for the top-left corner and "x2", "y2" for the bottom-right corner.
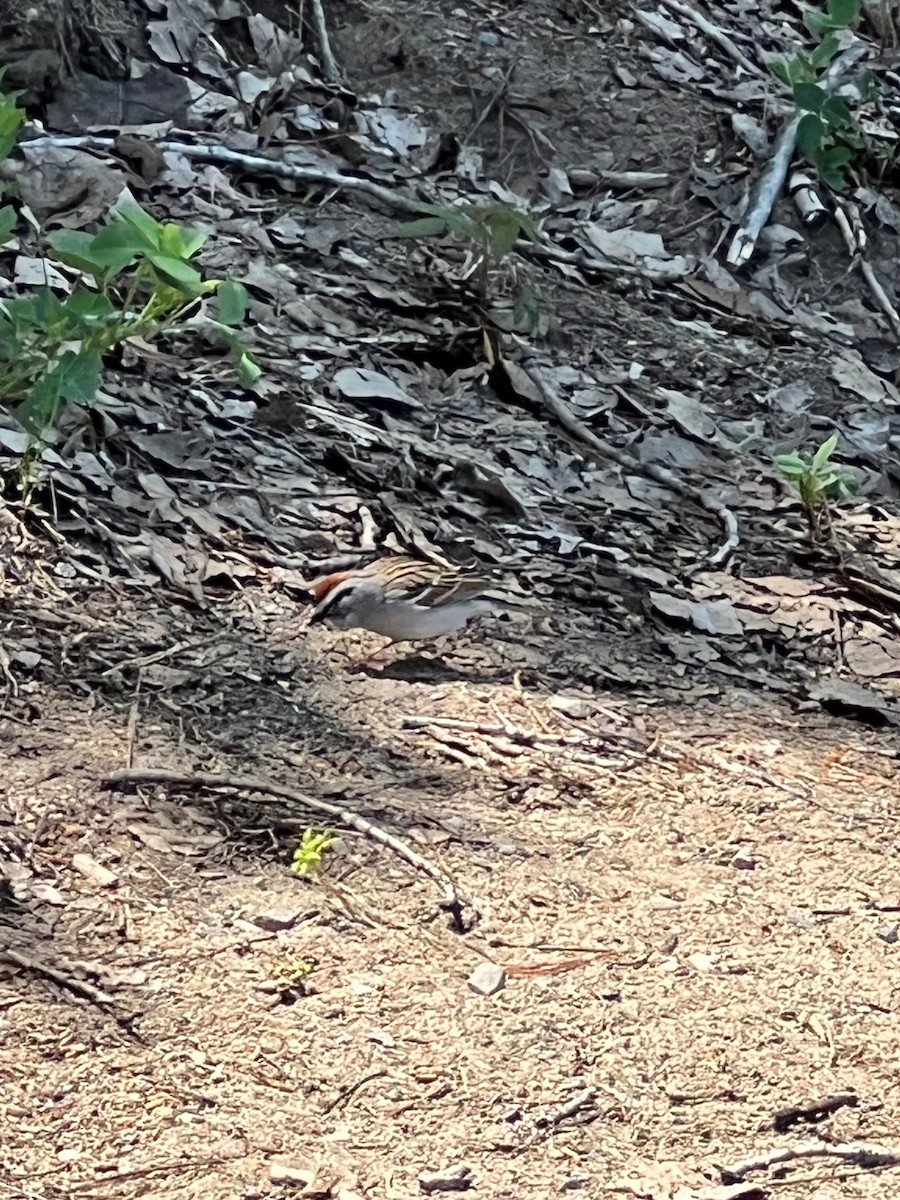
[
  {"x1": 308, "y1": 0, "x2": 342, "y2": 86},
  {"x1": 105, "y1": 767, "x2": 477, "y2": 931},
  {"x1": 0, "y1": 946, "x2": 140, "y2": 1030},
  {"x1": 722, "y1": 1139, "x2": 900, "y2": 1183},
  {"x1": 21, "y1": 134, "x2": 637, "y2": 285},
  {"x1": 772, "y1": 1091, "x2": 858, "y2": 1133}
]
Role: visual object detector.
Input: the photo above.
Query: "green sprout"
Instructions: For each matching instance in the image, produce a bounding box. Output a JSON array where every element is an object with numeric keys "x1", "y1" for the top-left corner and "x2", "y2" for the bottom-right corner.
[
  {"x1": 290, "y1": 828, "x2": 338, "y2": 878},
  {"x1": 775, "y1": 433, "x2": 858, "y2": 540}
]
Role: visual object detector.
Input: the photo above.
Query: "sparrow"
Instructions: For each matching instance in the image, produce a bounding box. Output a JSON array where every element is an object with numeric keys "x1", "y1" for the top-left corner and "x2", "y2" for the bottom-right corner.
[{"x1": 306, "y1": 554, "x2": 497, "y2": 646}]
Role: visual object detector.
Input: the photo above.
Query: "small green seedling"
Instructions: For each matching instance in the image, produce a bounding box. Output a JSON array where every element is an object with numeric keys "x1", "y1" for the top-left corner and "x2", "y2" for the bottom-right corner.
[
  {"x1": 775, "y1": 433, "x2": 858, "y2": 539},
  {"x1": 271, "y1": 955, "x2": 314, "y2": 1002},
  {"x1": 400, "y1": 199, "x2": 542, "y2": 325},
  {"x1": 290, "y1": 828, "x2": 338, "y2": 878}
]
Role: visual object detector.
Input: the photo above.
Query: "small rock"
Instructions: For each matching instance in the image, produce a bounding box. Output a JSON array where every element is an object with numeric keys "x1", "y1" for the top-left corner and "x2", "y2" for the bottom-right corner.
[
  {"x1": 876, "y1": 923, "x2": 899, "y2": 944},
  {"x1": 71, "y1": 854, "x2": 118, "y2": 889},
  {"x1": 783, "y1": 908, "x2": 819, "y2": 931},
  {"x1": 686, "y1": 952, "x2": 716, "y2": 973},
  {"x1": 478, "y1": 30, "x2": 500, "y2": 47},
  {"x1": 252, "y1": 907, "x2": 303, "y2": 932},
  {"x1": 419, "y1": 1162, "x2": 473, "y2": 1193},
  {"x1": 268, "y1": 1159, "x2": 315, "y2": 1186},
  {"x1": 467, "y1": 961, "x2": 506, "y2": 996},
  {"x1": 730, "y1": 850, "x2": 757, "y2": 870}
]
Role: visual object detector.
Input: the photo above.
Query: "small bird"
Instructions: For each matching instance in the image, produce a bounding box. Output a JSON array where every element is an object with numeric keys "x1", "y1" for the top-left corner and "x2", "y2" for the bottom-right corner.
[{"x1": 306, "y1": 554, "x2": 496, "y2": 648}]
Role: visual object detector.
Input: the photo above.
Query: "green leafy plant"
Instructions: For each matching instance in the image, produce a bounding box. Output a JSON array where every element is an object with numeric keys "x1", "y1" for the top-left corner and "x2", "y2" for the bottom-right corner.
[
  {"x1": 270, "y1": 955, "x2": 314, "y2": 1002},
  {"x1": 770, "y1": 0, "x2": 870, "y2": 190},
  {"x1": 0, "y1": 82, "x2": 258, "y2": 439},
  {"x1": 290, "y1": 828, "x2": 338, "y2": 878},
  {"x1": 775, "y1": 433, "x2": 858, "y2": 539},
  {"x1": 1, "y1": 200, "x2": 258, "y2": 435},
  {"x1": 400, "y1": 200, "x2": 542, "y2": 326}
]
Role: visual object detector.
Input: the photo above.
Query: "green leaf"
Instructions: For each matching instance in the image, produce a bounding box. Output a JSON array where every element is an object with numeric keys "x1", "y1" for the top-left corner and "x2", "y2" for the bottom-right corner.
[
  {"x1": 770, "y1": 59, "x2": 792, "y2": 87},
  {"x1": 0, "y1": 204, "x2": 16, "y2": 242},
  {"x1": 116, "y1": 202, "x2": 163, "y2": 247},
  {"x1": 484, "y1": 210, "x2": 523, "y2": 259},
  {"x1": 0, "y1": 89, "x2": 25, "y2": 163},
  {"x1": 64, "y1": 291, "x2": 116, "y2": 321},
  {"x1": 804, "y1": 10, "x2": 833, "y2": 35},
  {"x1": 820, "y1": 95, "x2": 852, "y2": 126},
  {"x1": 216, "y1": 279, "x2": 249, "y2": 326},
  {"x1": 797, "y1": 112, "x2": 826, "y2": 155},
  {"x1": 159, "y1": 222, "x2": 207, "y2": 259},
  {"x1": 14, "y1": 349, "x2": 101, "y2": 434},
  {"x1": 145, "y1": 252, "x2": 204, "y2": 294},
  {"x1": 411, "y1": 202, "x2": 454, "y2": 218},
  {"x1": 775, "y1": 451, "x2": 807, "y2": 468},
  {"x1": 828, "y1": 0, "x2": 859, "y2": 26},
  {"x1": 820, "y1": 163, "x2": 848, "y2": 190},
  {"x1": 398, "y1": 217, "x2": 449, "y2": 238},
  {"x1": 237, "y1": 350, "x2": 261, "y2": 386},
  {"x1": 854, "y1": 69, "x2": 880, "y2": 101},
  {"x1": 811, "y1": 433, "x2": 838, "y2": 470},
  {"x1": 51, "y1": 223, "x2": 150, "y2": 276},
  {"x1": 58, "y1": 348, "x2": 103, "y2": 402},
  {"x1": 31, "y1": 286, "x2": 68, "y2": 329},
  {"x1": 809, "y1": 33, "x2": 840, "y2": 67},
  {"x1": 788, "y1": 52, "x2": 815, "y2": 82},
  {"x1": 446, "y1": 213, "x2": 486, "y2": 242},
  {"x1": 45, "y1": 229, "x2": 108, "y2": 276},
  {"x1": 794, "y1": 82, "x2": 826, "y2": 113},
  {"x1": 16, "y1": 374, "x2": 62, "y2": 434},
  {"x1": 822, "y1": 144, "x2": 854, "y2": 167}
]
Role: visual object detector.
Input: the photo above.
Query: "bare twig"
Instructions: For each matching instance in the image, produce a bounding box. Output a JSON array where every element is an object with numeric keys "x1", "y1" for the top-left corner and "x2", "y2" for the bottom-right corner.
[
  {"x1": 0, "y1": 947, "x2": 130, "y2": 1020},
  {"x1": 402, "y1": 714, "x2": 647, "y2": 749},
  {"x1": 535, "y1": 1087, "x2": 596, "y2": 1128},
  {"x1": 307, "y1": 0, "x2": 342, "y2": 85},
  {"x1": 24, "y1": 135, "x2": 430, "y2": 214},
  {"x1": 722, "y1": 1139, "x2": 900, "y2": 1183},
  {"x1": 772, "y1": 1092, "x2": 858, "y2": 1133},
  {"x1": 104, "y1": 767, "x2": 477, "y2": 931},
  {"x1": 727, "y1": 112, "x2": 803, "y2": 267},
  {"x1": 658, "y1": 0, "x2": 769, "y2": 83},
  {"x1": 467, "y1": 57, "x2": 519, "y2": 140}
]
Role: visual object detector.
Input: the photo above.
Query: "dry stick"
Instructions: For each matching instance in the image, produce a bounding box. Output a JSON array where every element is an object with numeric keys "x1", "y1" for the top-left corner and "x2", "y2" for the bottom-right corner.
[
  {"x1": 24, "y1": 135, "x2": 431, "y2": 215},
  {"x1": 833, "y1": 200, "x2": 900, "y2": 337},
  {"x1": 23, "y1": 134, "x2": 637, "y2": 284},
  {"x1": 402, "y1": 714, "x2": 648, "y2": 749},
  {"x1": 104, "y1": 768, "x2": 477, "y2": 931},
  {"x1": 467, "y1": 56, "x2": 519, "y2": 141},
  {"x1": 517, "y1": 362, "x2": 739, "y2": 566},
  {"x1": 658, "y1": 0, "x2": 773, "y2": 85},
  {"x1": 308, "y1": 0, "x2": 342, "y2": 86},
  {"x1": 722, "y1": 1139, "x2": 900, "y2": 1182},
  {"x1": 1, "y1": 947, "x2": 116, "y2": 1008},
  {"x1": 727, "y1": 40, "x2": 870, "y2": 266}
]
